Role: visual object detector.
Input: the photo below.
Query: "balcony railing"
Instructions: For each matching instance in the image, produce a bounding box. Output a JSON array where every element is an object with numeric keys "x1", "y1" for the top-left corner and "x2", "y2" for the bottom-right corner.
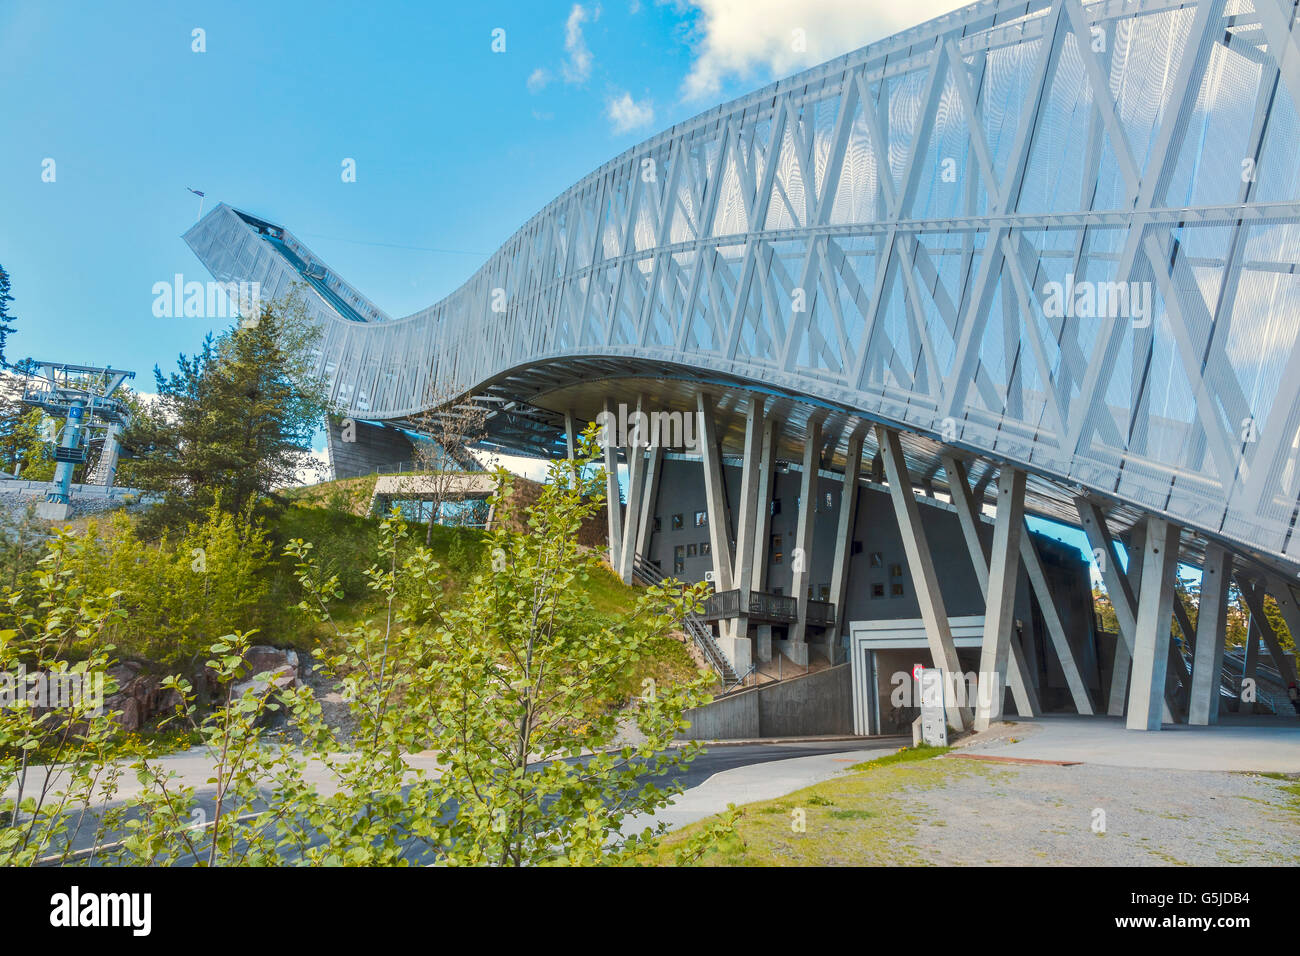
[{"x1": 701, "y1": 589, "x2": 836, "y2": 628}]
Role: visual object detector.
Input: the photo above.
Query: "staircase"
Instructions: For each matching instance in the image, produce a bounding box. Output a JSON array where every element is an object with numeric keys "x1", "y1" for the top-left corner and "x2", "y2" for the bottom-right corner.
[{"x1": 630, "y1": 555, "x2": 740, "y2": 688}]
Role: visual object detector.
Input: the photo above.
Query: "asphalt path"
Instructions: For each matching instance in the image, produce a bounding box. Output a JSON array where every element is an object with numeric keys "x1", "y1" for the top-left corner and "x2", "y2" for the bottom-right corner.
[{"x1": 37, "y1": 739, "x2": 893, "y2": 865}]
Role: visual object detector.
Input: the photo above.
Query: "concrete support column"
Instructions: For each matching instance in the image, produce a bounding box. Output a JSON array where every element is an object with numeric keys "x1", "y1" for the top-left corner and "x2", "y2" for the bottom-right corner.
[
  {"x1": 750, "y1": 417, "x2": 777, "y2": 593},
  {"x1": 878, "y1": 426, "x2": 969, "y2": 731},
  {"x1": 564, "y1": 409, "x2": 578, "y2": 461},
  {"x1": 1236, "y1": 576, "x2": 1300, "y2": 687},
  {"x1": 634, "y1": 444, "x2": 663, "y2": 561},
  {"x1": 975, "y1": 467, "x2": 1027, "y2": 731},
  {"x1": 1189, "y1": 543, "x2": 1231, "y2": 725},
  {"x1": 732, "y1": 395, "x2": 767, "y2": 637},
  {"x1": 1020, "y1": 526, "x2": 1095, "y2": 715},
  {"x1": 943, "y1": 455, "x2": 1038, "y2": 718},
  {"x1": 790, "y1": 415, "x2": 824, "y2": 645},
  {"x1": 827, "y1": 427, "x2": 865, "y2": 662},
  {"x1": 697, "y1": 392, "x2": 734, "y2": 594},
  {"x1": 600, "y1": 400, "x2": 622, "y2": 566},
  {"x1": 1126, "y1": 518, "x2": 1181, "y2": 731},
  {"x1": 1077, "y1": 499, "x2": 1139, "y2": 715},
  {"x1": 617, "y1": 395, "x2": 648, "y2": 583}
]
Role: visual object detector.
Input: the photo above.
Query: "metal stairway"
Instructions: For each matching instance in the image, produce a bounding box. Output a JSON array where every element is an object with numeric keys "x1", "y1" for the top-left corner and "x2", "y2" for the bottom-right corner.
[{"x1": 630, "y1": 555, "x2": 740, "y2": 687}]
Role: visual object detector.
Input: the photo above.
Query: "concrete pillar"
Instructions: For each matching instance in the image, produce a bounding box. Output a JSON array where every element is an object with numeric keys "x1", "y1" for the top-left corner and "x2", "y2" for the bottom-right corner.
[
  {"x1": 1126, "y1": 517, "x2": 1181, "y2": 731},
  {"x1": 1236, "y1": 576, "x2": 1300, "y2": 686},
  {"x1": 601, "y1": 400, "x2": 622, "y2": 566},
  {"x1": 975, "y1": 467, "x2": 1027, "y2": 731},
  {"x1": 617, "y1": 396, "x2": 648, "y2": 583},
  {"x1": 732, "y1": 395, "x2": 767, "y2": 636},
  {"x1": 790, "y1": 415, "x2": 823, "y2": 645},
  {"x1": 826, "y1": 428, "x2": 865, "y2": 663},
  {"x1": 1020, "y1": 524, "x2": 1095, "y2": 715},
  {"x1": 634, "y1": 444, "x2": 663, "y2": 561},
  {"x1": 1077, "y1": 499, "x2": 1140, "y2": 715},
  {"x1": 564, "y1": 409, "x2": 578, "y2": 461},
  {"x1": 750, "y1": 417, "x2": 777, "y2": 593},
  {"x1": 878, "y1": 426, "x2": 969, "y2": 731},
  {"x1": 755, "y1": 624, "x2": 773, "y2": 663},
  {"x1": 943, "y1": 455, "x2": 1038, "y2": 717},
  {"x1": 697, "y1": 392, "x2": 734, "y2": 594},
  {"x1": 1189, "y1": 543, "x2": 1231, "y2": 725}
]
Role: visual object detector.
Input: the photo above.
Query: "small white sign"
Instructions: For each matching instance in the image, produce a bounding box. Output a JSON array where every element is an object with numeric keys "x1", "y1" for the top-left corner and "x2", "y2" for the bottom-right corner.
[{"x1": 918, "y1": 667, "x2": 947, "y2": 746}]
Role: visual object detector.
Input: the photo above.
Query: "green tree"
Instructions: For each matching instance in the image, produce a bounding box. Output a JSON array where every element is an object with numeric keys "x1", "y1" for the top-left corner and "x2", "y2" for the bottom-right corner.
[
  {"x1": 0, "y1": 263, "x2": 16, "y2": 367},
  {"x1": 122, "y1": 293, "x2": 331, "y2": 533}
]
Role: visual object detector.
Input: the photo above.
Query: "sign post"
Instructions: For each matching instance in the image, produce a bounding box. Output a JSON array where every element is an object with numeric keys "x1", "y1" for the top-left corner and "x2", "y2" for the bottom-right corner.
[{"x1": 918, "y1": 667, "x2": 948, "y2": 746}]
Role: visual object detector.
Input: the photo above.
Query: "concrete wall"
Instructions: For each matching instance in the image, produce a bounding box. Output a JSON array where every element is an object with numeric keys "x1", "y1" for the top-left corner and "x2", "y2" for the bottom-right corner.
[
  {"x1": 678, "y1": 664, "x2": 855, "y2": 739},
  {"x1": 326, "y1": 418, "x2": 415, "y2": 479}
]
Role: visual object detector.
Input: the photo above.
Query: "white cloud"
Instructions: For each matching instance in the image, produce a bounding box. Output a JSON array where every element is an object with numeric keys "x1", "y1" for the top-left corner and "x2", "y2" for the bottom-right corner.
[
  {"x1": 527, "y1": 67, "x2": 551, "y2": 94},
  {"x1": 605, "y1": 90, "x2": 655, "y2": 133},
  {"x1": 563, "y1": 3, "x2": 599, "y2": 84},
  {"x1": 675, "y1": 0, "x2": 966, "y2": 101}
]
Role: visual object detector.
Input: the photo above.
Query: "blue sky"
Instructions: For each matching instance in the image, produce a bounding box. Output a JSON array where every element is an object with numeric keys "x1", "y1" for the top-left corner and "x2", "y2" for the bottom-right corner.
[
  {"x1": 0, "y1": 0, "x2": 959, "y2": 378},
  {"x1": 0, "y1": 0, "x2": 1120, "y2": 565}
]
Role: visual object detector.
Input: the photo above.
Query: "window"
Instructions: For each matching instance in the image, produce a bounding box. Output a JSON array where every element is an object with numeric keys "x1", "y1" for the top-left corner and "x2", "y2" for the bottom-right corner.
[
  {"x1": 686, "y1": 543, "x2": 697, "y2": 557},
  {"x1": 771, "y1": 498, "x2": 782, "y2": 516},
  {"x1": 771, "y1": 534, "x2": 783, "y2": 564},
  {"x1": 652, "y1": 516, "x2": 662, "y2": 533},
  {"x1": 773, "y1": 587, "x2": 783, "y2": 596},
  {"x1": 851, "y1": 540, "x2": 863, "y2": 555},
  {"x1": 869, "y1": 551, "x2": 883, "y2": 568},
  {"x1": 871, "y1": 583, "x2": 885, "y2": 599},
  {"x1": 890, "y1": 563, "x2": 903, "y2": 577},
  {"x1": 819, "y1": 585, "x2": 830, "y2": 602},
  {"x1": 824, "y1": 492, "x2": 833, "y2": 509},
  {"x1": 694, "y1": 510, "x2": 708, "y2": 527},
  {"x1": 891, "y1": 582, "x2": 905, "y2": 597},
  {"x1": 700, "y1": 541, "x2": 711, "y2": 556},
  {"x1": 671, "y1": 514, "x2": 683, "y2": 530},
  {"x1": 673, "y1": 545, "x2": 685, "y2": 575}
]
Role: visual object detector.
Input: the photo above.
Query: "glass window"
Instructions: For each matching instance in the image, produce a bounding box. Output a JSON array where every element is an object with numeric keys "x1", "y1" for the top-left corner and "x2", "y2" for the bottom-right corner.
[
  {"x1": 824, "y1": 492, "x2": 833, "y2": 509},
  {"x1": 653, "y1": 516, "x2": 661, "y2": 532},
  {"x1": 871, "y1": 583, "x2": 885, "y2": 599},
  {"x1": 700, "y1": 541, "x2": 711, "y2": 556},
  {"x1": 671, "y1": 513, "x2": 683, "y2": 530},
  {"x1": 869, "y1": 552, "x2": 883, "y2": 568},
  {"x1": 819, "y1": 585, "x2": 830, "y2": 602},
  {"x1": 673, "y1": 545, "x2": 685, "y2": 575},
  {"x1": 771, "y1": 498, "x2": 782, "y2": 516},
  {"x1": 694, "y1": 510, "x2": 707, "y2": 527},
  {"x1": 771, "y1": 534, "x2": 783, "y2": 564},
  {"x1": 687, "y1": 543, "x2": 697, "y2": 557},
  {"x1": 890, "y1": 563, "x2": 903, "y2": 577},
  {"x1": 891, "y1": 582, "x2": 904, "y2": 597}
]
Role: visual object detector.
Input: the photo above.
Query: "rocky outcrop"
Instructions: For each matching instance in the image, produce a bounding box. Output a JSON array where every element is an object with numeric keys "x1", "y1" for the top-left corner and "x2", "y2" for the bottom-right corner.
[
  {"x1": 230, "y1": 646, "x2": 301, "y2": 701},
  {"x1": 104, "y1": 662, "x2": 182, "y2": 732}
]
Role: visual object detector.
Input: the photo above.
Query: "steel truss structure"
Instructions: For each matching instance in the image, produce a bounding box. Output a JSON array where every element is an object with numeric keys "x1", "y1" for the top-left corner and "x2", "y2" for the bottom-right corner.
[{"x1": 188, "y1": 0, "x2": 1300, "y2": 578}]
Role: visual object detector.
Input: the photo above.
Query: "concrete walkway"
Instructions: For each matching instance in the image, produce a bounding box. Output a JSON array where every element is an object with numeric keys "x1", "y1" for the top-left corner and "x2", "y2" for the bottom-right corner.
[
  {"x1": 957, "y1": 714, "x2": 1300, "y2": 773},
  {"x1": 633, "y1": 746, "x2": 888, "y2": 832}
]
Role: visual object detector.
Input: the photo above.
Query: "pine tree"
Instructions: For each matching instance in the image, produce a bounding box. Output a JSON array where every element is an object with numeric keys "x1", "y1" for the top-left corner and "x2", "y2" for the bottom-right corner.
[
  {"x1": 122, "y1": 295, "x2": 331, "y2": 531},
  {"x1": 0, "y1": 264, "x2": 15, "y2": 367}
]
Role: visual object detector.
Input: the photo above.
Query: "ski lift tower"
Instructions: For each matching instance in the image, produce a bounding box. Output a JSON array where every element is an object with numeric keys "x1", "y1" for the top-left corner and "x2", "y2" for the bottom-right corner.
[{"x1": 20, "y1": 362, "x2": 135, "y2": 520}]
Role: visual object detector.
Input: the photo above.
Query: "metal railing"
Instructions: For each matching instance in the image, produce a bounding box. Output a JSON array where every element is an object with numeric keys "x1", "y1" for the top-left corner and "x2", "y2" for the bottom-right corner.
[{"x1": 630, "y1": 555, "x2": 740, "y2": 688}]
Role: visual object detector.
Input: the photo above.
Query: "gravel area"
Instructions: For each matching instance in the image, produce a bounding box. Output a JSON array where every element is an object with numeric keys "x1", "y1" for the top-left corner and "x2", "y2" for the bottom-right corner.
[
  {"x1": 0, "y1": 486, "x2": 150, "y2": 523},
  {"x1": 901, "y1": 757, "x2": 1299, "y2": 865}
]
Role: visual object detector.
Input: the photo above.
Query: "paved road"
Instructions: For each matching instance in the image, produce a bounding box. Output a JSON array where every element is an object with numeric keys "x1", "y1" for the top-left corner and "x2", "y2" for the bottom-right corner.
[{"x1": 39, "y1": 739, "x2": 894, "y2": 865}]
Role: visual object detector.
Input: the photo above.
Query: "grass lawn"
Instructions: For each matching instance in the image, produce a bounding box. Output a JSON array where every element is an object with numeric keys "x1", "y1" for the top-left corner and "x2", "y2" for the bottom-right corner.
[{"x1": 656, "y1": 745, "x2": 969, "y2": 866}]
